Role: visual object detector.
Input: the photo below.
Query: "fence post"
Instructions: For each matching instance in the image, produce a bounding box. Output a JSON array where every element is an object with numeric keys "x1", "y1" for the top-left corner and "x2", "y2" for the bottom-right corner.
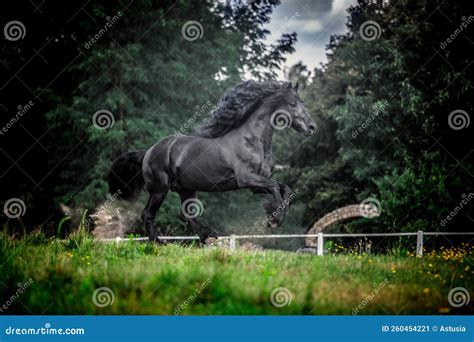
[
  {"x1": 317, "y1": 232, "x2": 324, "y2": 256},
  {"x1": 416, "y1": 230, "x2": 423, "y2": 257},
  {"x1": 229, "y1": 235, "x2": 236, "y2": 250}
]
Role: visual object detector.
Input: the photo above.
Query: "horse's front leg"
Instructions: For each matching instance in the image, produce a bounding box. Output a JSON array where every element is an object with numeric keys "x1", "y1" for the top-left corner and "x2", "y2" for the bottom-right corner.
[
  {"x1": 248, "y1": 178, "x2": 286, "y2": 228},
  {"x1": 277, "y1": 182, "x2": 294, "y2": 218}
]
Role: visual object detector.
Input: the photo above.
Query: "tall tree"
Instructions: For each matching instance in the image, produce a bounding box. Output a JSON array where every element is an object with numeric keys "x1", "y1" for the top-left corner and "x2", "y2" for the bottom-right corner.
[
  {"x1": 287, "y1": 0, "x2": 473, "y2": 233},
  {"x1": 1, "y1": 0, "x2": 297, "y2": 232}
]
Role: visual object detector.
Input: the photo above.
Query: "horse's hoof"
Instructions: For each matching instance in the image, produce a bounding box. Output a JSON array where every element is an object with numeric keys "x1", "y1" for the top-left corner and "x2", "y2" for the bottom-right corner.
[
  {"x1": 265, "y1": 219, "x2": 279, "y2": 228},
  {"x1": 197, "y1": 235, "x2": 218, "y2": 247},
  {"x1": 149, "y1": 236, "x2": 163, "y2": 244},
  {"x1": 204, "y1": 237, "x2": 218, "y2": 246}
]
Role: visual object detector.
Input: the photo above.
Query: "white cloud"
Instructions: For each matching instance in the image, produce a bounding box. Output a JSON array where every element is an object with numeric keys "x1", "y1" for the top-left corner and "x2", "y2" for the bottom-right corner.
[
  {"x1": 297, "y1": 19, "x2": 324, "y2": 33},
  {"x1": 263, "y1": 0, "x2": 356, "y2": 79}
]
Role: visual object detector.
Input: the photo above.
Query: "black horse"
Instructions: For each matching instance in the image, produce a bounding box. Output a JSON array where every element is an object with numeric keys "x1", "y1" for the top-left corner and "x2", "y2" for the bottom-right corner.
[{"x1": 108, "y1": 80, "x2": 316, "y2": 242}]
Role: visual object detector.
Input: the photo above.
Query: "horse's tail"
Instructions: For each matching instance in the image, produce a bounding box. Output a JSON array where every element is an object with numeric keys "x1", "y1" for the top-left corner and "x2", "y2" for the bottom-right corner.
[{"x1": 108, "y1": 150, "x2": 146, "y2": 201}]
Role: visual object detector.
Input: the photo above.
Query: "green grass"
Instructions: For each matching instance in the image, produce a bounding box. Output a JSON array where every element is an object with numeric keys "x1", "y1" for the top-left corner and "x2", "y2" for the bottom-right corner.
[{"x1": 1, "y1": 231, "x2": 472, "y2": 315}]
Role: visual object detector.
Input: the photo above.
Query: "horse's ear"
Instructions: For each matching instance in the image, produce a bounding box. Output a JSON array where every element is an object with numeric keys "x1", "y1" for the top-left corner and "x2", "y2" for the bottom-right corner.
[
  {"x1": 287, "y1": 82, "x2": 292, "y2": 89},
  {"x1": 294, "y1": 82, "x2": 299, "y2": 91}
]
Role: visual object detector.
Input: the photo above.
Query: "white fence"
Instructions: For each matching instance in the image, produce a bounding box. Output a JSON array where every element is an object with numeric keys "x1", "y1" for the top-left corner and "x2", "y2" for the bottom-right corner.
[{"x1": 100, "y1": 231, "x2": 474, "y2": 257}]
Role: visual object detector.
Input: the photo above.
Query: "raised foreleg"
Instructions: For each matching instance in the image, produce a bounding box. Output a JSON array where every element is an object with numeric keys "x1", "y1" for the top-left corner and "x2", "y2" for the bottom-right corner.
[{"x1": 247, "y1": 177, "x2": 286, "y2": 228}]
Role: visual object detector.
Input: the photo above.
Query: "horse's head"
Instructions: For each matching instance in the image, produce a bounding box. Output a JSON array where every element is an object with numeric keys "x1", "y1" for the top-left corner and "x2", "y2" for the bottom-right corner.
[{"x1": 270, "y1": 82, "x2": 316, "y2": 137}]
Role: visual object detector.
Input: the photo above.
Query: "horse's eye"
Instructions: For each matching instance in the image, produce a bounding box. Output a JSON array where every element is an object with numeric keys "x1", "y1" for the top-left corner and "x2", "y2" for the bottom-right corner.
[{"x1": 290, "y1": 102, "x2": 297, "y2": 108}]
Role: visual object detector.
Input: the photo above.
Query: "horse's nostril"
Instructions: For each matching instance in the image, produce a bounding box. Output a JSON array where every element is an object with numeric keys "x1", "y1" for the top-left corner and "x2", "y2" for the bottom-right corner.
[{"x1": 308, "y1": 124, "x2": 316, "y2": 132}]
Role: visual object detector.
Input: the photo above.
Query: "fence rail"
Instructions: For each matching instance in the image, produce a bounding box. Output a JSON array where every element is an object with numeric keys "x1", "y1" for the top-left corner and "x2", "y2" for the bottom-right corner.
[{"x1": 99, "y1": 231, "x2": 474, "y2": 257}]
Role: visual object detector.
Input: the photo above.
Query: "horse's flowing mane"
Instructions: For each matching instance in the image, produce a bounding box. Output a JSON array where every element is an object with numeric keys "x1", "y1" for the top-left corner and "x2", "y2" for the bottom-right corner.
[{"x1": 198, "y1": 80, "x2": 290, "y2": 138}]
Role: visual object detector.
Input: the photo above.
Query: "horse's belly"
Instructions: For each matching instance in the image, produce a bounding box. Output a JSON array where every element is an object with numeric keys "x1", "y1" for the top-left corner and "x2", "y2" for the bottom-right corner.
[
  {"x1": 174, "y1": 162, "x2": 239, "y2": 192},
  {"x1": 167, "y1": 136, "x2": 241, "y2": 192}
]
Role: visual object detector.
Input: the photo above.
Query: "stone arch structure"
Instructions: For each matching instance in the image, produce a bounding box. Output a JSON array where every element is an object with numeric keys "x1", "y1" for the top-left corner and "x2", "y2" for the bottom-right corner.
[{"x1": 305, "y1": 204, "x2": 380, "y2": 247}]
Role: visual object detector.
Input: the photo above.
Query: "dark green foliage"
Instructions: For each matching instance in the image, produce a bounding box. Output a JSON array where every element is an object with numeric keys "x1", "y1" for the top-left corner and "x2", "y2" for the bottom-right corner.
[
  {"x1": 1, "y1": 0, "x2": 296, "y2": 232},
  {"x1": 287, "y1": 0, "x2": 473, "y2": 233},
  {"x1": 2, "y1": 0, "x2": 472, "y2": 236}
]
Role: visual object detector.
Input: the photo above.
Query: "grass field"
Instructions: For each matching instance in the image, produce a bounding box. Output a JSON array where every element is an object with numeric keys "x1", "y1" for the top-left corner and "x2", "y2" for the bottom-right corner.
[{"x1": 1, "y1": 231, "x2": 473, "y2": 315}]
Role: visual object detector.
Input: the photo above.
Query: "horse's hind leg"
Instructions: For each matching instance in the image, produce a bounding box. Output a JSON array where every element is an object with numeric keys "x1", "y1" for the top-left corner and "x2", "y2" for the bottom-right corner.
[
  {"x1": 178, "y1": 191, "x2": 214, "y2": 243},
  {"x1": 142, "y1": 190, "x2": 168, "y2": 242}
]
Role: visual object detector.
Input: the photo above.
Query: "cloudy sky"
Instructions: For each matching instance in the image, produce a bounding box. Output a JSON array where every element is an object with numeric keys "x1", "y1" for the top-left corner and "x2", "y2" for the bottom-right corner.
[{"x1": 264, "y1": 0, "x2": 356, "y2": 78}]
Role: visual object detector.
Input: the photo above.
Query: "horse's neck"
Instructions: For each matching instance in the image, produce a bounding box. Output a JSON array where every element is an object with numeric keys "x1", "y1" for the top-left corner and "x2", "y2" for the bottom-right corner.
[{"x1": 238, "y1": 103, "x2": 274, "y2": 154}]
